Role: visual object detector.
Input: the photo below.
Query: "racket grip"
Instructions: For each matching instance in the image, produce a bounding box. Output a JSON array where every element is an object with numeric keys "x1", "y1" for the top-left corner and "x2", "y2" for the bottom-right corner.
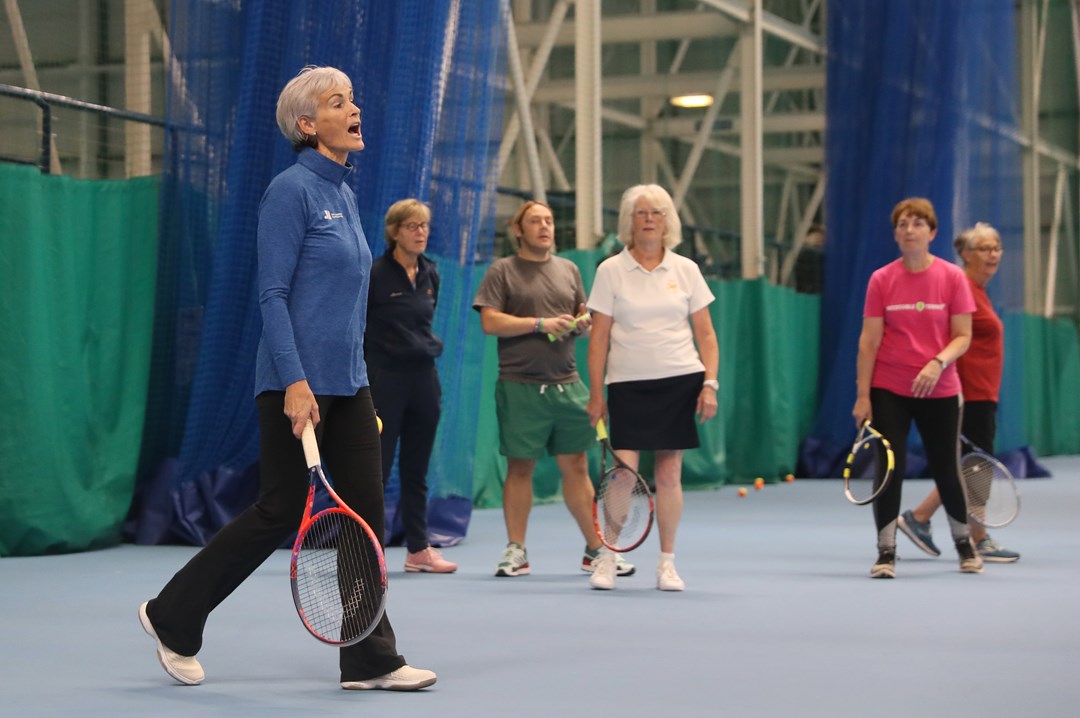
[
  {"x1": 595, "y1": 418, "x2": 609, "y2": 441},
  {"x1": 301, "y1": 419, "x2": 321, "y2": 469}
]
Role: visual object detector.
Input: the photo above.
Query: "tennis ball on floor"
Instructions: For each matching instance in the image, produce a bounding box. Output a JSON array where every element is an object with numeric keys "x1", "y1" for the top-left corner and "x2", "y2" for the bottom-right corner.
[
  {"x1": 785, "y1": 473, "x2": 795, "y2": 483},
  {"x1": 754, "y1": 477, "x2": 765, "y2": 490},
  {"x1": 376, "y1": 415, "x2": 383, "y2": 434},
  {"x1": 737, "y1": 487, "x2": 748, "y2": 497}
]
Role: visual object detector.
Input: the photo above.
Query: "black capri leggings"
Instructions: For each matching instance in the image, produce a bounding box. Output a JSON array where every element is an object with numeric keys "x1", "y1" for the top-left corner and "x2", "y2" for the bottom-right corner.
[{"x1": 869, "y1": 388, "x2": 968, "y2": 536}]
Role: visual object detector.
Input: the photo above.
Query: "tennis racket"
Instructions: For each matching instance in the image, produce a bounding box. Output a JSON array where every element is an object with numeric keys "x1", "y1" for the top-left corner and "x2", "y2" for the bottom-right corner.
[
  {"x1": 547, "y1": 312, "x2": 591, "y2": 342},
  {"x1": 843, "y1": 421, "x2": 895, "y2": 505},
  {"x1": 290, "y1": 419, "x2": 387, "y2": 646},
  {"x1": 593, "y1": 418, "x2": 654, "y2": 552},
  {"x1": 960, "y1": 435, "x2": 1020, "y2": 528}
]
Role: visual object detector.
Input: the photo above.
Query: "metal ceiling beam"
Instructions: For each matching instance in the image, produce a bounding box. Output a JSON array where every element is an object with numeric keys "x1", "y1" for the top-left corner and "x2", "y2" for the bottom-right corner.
[
  {"x1": 514, "y1": 10, "x2": 739, "y2": 46},
  {"x1": 698, "y1": 0, "x2": 824, "y2": 54},
  {"x1": 527, "y1": 65, "x2": 823, "y2": 103}
]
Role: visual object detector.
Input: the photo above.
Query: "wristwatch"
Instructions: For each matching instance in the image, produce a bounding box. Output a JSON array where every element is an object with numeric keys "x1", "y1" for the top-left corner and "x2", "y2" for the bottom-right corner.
[
  {"x1": 703, "y1": 379, "x2": 719, "y2": 391},
  {"x1": 933, "y1": 356, "x2": 948, "y2": 369}
]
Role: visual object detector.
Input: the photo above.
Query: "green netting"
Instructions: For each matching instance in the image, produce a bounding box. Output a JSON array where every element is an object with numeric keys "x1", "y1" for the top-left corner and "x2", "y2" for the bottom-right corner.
[
  {"x1": 0, "y1": 164, "x2": 158, "y2": 556},
  {"x1": 471, "y1": 249, "x2": 821, "y2": 508}
]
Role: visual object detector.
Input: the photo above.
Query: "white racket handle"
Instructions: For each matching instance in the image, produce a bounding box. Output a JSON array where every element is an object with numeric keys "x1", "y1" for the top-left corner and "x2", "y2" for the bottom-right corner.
[{"x1": 301, "y1": 419, "x2": 321, "y2": 469}]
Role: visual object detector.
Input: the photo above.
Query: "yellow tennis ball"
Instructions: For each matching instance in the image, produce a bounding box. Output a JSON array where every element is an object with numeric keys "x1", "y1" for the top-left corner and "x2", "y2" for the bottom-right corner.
[
  {"x1": 376, "y1": 416, "x2": 383, "y2": 434},
  {"x1": 785, "y1": 473, "x2": 795, "y2": 483},
  {"x1": 737, "y1": 487, "x2": 748, "y2": 497},
  {"x1": 754, "y1": 477, "x2": 765, "y2": 490}
]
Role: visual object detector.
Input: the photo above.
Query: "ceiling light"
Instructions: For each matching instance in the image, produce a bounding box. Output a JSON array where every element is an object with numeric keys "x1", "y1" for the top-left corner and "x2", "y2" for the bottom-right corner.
[{"x1": 670, "y1": 94, "x2": 714, "y2": 108}]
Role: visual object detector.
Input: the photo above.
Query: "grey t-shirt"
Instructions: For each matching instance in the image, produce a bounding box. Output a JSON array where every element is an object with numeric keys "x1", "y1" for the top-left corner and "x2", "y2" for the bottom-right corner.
[{"x1": 472, "y1": 255, "x2": 587, "y2": 383}]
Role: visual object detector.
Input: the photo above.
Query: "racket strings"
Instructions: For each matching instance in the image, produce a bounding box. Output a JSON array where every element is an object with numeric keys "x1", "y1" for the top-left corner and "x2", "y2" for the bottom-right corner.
[
  {"x1": 961, "y1": 454, "x2": 1018, "y2": 528},
  {"x1": 844, "y1": 439, "x2": 889, "y2": 504},
  {"x1": 294, "y1": 511, "x2": 383, "y2": 643},
  {"x1": 597, "y1": 467, "x2": 650, "y2": 550}
]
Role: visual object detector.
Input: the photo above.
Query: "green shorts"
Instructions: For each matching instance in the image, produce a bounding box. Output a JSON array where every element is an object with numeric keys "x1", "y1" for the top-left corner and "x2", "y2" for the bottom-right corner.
[{"x1": 495, "y1": 379, "x2": 594, "y2": 458}]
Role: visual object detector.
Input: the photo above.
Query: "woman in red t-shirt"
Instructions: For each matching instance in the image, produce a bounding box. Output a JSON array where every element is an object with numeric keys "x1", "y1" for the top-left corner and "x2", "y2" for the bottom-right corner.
[
  {"x1": 898, "y1": 223, "x2": 1019, "y2": 563},
  {"x1": 852, "y1": 198, "x2": 979, "y2": 579}
]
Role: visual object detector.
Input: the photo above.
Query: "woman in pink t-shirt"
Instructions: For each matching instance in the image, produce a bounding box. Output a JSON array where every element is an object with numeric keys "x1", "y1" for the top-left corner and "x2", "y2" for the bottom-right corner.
[
  {"x1": 898, "y1": 223, "x2": 1019, "y2": 563},
  {"x1": 851, "y1": 197, "x2": 979, "y2": 579}
]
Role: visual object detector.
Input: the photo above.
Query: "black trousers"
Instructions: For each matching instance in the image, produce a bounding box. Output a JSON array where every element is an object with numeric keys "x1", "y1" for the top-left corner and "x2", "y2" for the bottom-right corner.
[
  {"x1": 368, "y1": 362, "x2": 441, "y2": 553},
  {"x1": 146, "y1": 388, "x2": 405, "y2": 682},
  {"x1": 869, "y1": 388, "x2": 968, "y2": 536},
  {"x1": 962, "y1": 400, "x2": 997, "y2": 454}
]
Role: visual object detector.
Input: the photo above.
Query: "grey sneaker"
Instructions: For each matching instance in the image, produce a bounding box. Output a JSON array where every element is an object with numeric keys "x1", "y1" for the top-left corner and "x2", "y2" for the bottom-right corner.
[
  {"x1": 582, "y1": 546, "x2": 636, "y2": 576},
  {"x1": 977, "y1": 536, "x2": 1020, "y2": 563},
  {"x1": 341, "y1": 665, "x2": 437, "y2": 691},
  {"x1": 898, "y1": 509, "x2": 941, "y2": 557},
  {"x1": 138, "y1": 602, "x2": 204, "y2": 685},
  {"x1": 494, "y1": 542, "x2": 530, "y2": 577},
  {"x1": 956, "y1": 538, "x2": 985, "y2": 574},
  {"x1": 870, "y1": 549, "x2": 896, "y2": 579},
  {"x1": 589, "y1": 550, "x2": 617, "y2": 590}
]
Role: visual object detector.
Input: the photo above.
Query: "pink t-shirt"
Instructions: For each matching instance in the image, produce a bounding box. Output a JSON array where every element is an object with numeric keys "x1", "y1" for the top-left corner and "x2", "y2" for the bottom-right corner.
[{"x1": 863, "y1": 258, "x2": 975, "y2": 398}]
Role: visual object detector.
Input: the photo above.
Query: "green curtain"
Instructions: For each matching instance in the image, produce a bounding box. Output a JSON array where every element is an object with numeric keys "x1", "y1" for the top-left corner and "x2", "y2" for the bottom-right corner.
[
  {"x1": 1000, "y1": 313, "x2": 1080, "y2": 455},
  {"x1": 471, "y1": 249, "x2": 821, "y2": 508},
  {"x1": 0, "y1": 164, "x2": 158, "y2": 556}
]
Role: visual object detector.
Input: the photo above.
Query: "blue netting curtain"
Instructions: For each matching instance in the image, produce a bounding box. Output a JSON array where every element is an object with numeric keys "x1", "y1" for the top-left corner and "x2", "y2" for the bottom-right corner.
[
  {"x1": 132, "y1": 0, "x2": 505, "y2": 544},
  {"x1": 801, "y1": 0, "x2": 1023, "y2": 476}
]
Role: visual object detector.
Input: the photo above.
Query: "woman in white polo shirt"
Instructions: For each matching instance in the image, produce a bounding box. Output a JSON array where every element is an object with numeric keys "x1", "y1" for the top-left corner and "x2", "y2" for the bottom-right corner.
[{"x1": 585, "y1": 184, "x2": 719, "y2": 592}]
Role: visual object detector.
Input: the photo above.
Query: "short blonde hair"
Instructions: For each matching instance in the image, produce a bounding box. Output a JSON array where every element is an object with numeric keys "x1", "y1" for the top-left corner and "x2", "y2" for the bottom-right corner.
[
  {"x1": 890, "y1": 197, "x2": 938, "y2": 231},
  {"x1": 275, "y1": 66, "x2": 352, "y2": 150},
  {"x1": 953, "y1": 221, "x2": 1001, "y2": 264},
  {"x1": 384, "y1": 199, "x2": 431, "y2": 249},
  {"x1": 617, "y1": 184, "x2": 682, "y2": 249}
]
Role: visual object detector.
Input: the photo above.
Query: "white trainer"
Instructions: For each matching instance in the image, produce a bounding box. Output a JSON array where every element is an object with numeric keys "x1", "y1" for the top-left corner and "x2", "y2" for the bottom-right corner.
[
  {"x1": 138, "y1": 602, "x2": 204, "y2": 685},
  {"x1": 657, "y1": 560, "x2": 685, "y2": 591},
  {"x1": 589, "y1": 549, "x2": 617, "y2": 590},
  {"x1": 341, "y1": 665, "x2": 437, "y2": 691}
]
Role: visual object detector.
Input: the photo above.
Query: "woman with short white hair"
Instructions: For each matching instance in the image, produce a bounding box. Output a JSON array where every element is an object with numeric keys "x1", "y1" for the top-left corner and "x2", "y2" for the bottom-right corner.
[
  {"x1": 138, "y1": 66, "x2": 436, "y2": 692},
  {"x1": 586, "y1": 184, "x2": 720, "y2": 592}
]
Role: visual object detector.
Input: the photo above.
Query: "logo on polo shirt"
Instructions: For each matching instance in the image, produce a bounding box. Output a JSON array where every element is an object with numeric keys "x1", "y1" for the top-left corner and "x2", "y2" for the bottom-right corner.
[
  {"x1": 885, "y1": 301, "x2": 945, "y2": 312},
  {"x1": 323, "y1": 209, "x2": 344, "y2": 220}
]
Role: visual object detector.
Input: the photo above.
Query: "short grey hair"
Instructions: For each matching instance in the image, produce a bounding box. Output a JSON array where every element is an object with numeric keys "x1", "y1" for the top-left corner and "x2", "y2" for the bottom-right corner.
[
  {"x1": 616, "y1": 184, "x2": 683, "y2": 249},
  {"x1": 275, "y1": 66, "x2": 352, "y2": 150},
  {"x1": 953, "y1": 221, "x2": 1000, "y2": 264}
]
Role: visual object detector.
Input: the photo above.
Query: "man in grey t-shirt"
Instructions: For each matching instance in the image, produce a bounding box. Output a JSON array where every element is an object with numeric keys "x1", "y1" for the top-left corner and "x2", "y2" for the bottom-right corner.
[{"x1": 473, "y1": 200, "x2": 634, "y2": 581}]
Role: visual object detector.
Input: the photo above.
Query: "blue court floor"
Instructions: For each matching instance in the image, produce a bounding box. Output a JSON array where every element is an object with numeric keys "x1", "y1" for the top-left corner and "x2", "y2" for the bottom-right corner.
[{"x1": 2, "y1": 456, "x2": 1078, "y2": 718}]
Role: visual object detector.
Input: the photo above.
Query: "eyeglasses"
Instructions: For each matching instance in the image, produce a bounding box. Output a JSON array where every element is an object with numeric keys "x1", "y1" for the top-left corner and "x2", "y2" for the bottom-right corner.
[
  {"x1": 971, "y1": 245, "x2": 1003, "y2": 255},
  {"x1": 634, "y1": 208, "x2": 666, "y2": 219},
  {"x1": 401, "y1": 221, "x2": 429, "y2": 232}
]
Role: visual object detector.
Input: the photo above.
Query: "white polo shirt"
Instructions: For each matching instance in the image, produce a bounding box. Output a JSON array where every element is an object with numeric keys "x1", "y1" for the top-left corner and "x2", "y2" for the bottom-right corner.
[{"x1": 588, "y1": 247, "x2": 715, "y2": 384}]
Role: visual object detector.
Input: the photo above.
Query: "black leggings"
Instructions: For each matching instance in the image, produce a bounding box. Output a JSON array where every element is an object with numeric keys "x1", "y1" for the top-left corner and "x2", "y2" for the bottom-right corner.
[
  {"x1": 146, "y1": 388, "x2": 405, "y2": 682},
  {"x1": 962, "y1": 400, "x2": 997, "y2": 454},
  {"x1": 870, "y1": 388, "x2": 968, "y2": 541}
]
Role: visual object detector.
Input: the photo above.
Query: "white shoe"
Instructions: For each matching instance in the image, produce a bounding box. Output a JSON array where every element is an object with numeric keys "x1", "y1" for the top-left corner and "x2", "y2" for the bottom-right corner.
[
  {"x1": 341, "y1": 665, "x2": 437, "y2": 691},
  {"x1": 589, "y1": 550, "x2": 617, "y2": 590},
  {"x1": 657, "y1": 560, "x2": 685, "y2": 592},
  {"x1": 138, "y1": 602, "x2": 204, "y2": 685}
]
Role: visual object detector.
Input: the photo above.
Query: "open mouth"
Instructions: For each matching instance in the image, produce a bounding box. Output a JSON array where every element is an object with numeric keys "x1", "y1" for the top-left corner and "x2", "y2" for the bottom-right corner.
[{"x1": 348, "y1": 122, "x2": 361, "y2": 137}]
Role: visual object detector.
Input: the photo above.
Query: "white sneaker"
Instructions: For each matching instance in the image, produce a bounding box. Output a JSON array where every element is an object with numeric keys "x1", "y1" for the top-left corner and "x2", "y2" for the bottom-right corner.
[
  {"x1": 138, "y1": 602, "x2": 204, "y2": 685},
  {"x1": 341, "y1": 665, "x2": 437, "y2": 691},
  {"x1": 589, "y1": 550, "x2": 617, "y2": 590},
  {"x1": 657, "y1": 560, "x2": 685, "y2": 591}
]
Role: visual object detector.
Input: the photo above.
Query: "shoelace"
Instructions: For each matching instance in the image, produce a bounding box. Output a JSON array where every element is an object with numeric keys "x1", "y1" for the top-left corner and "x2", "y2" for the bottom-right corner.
[{"x1": 658, "y1": 563, "x2": 680, "y2": 581}]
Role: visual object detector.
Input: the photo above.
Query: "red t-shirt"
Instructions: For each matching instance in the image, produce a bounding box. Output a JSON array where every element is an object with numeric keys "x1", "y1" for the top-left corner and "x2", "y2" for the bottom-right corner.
[
  {"x1": 863, "y1": 258, "x2": 976, "y2": 398},
  {"x1": 956, "y1": 277, "x2": 1003, "y2": 402}
]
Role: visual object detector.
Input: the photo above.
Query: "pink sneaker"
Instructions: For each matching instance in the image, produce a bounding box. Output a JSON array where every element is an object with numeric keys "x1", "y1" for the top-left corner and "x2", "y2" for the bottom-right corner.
[{"x1": 404, "y1": 547, "x2": 458, "y2": 573}]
